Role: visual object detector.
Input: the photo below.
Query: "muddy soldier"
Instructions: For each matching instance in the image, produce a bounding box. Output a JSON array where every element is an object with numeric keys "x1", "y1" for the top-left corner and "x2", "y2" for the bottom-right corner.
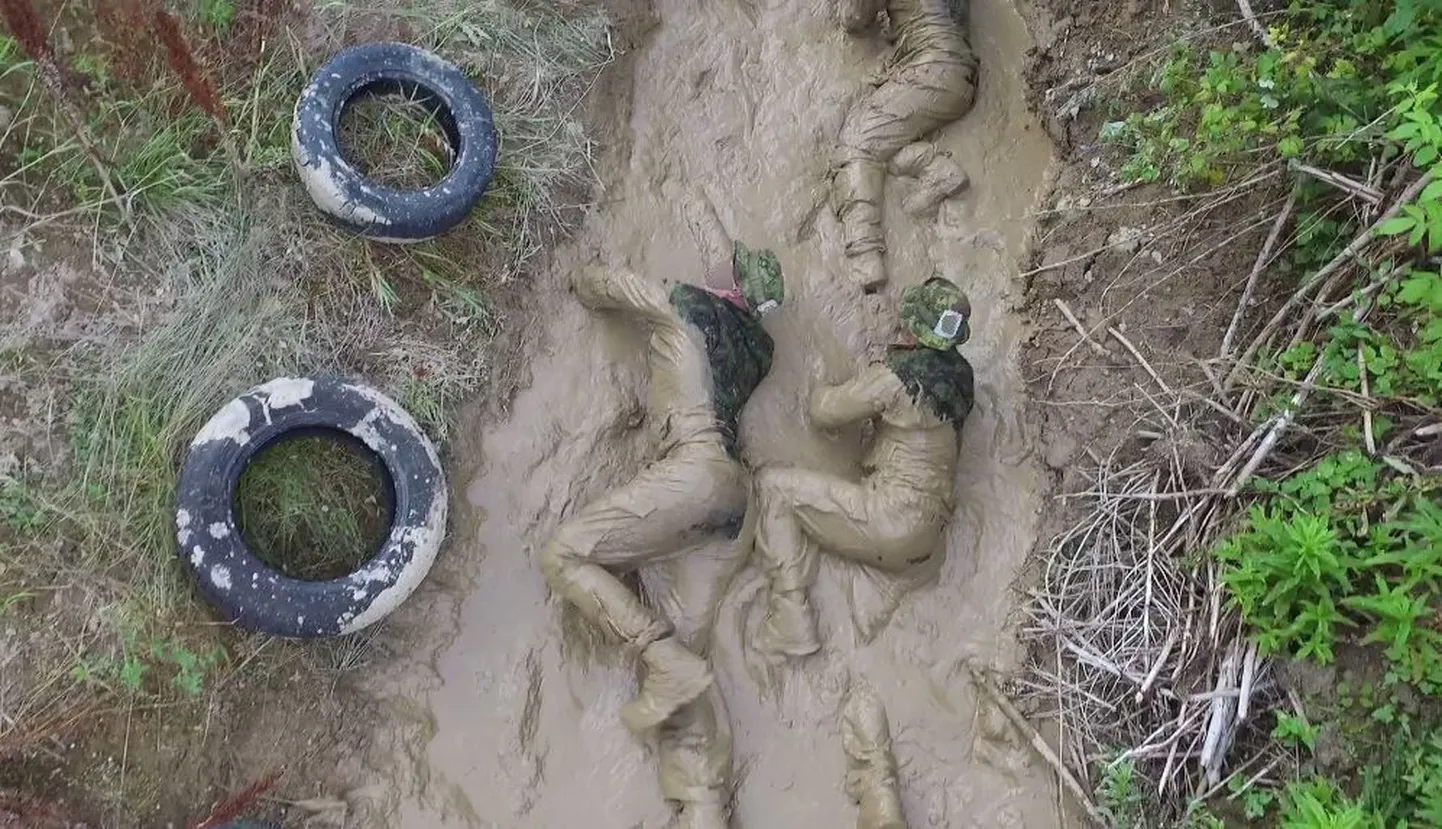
[
  {"x1": 832, "y1": 0, "x2": 978, "y2": 291},
  {"x1": 537, "y1": 243, "x2": 783, "y2": 827},
  {"x1": 753, "y1": 276, "x2": 973, "y2": 656}
]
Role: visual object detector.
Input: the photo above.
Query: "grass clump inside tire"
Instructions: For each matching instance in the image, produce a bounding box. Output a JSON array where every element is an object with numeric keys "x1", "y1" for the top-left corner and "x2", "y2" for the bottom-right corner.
[
  {"x1": 337, "y1": 91, "x2": 455, "y2": 190},
  {"x1": 234, "y1": 435, "x2": 391, "y2": 582}
]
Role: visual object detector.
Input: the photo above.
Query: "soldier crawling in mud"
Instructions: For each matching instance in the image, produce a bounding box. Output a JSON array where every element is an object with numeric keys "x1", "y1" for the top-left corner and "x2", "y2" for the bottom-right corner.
[
  {"x1": 537, "y1": 238, "x2": 783, "y2": 828},
  {"x1": 752, "y1": 276, "x2": 973, "y2": 657},
  {"x1": 832, "y1": 0, "x2": 978, "y2": 291}
]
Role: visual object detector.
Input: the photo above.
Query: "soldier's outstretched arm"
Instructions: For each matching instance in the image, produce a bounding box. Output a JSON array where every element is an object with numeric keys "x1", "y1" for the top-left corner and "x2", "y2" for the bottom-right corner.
[{"x1": 808, "y1": 362, "x2": 904, "y2": 430}]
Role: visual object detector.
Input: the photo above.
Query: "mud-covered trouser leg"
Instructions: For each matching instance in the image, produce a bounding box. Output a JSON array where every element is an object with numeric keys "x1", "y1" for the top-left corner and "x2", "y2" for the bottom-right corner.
[
  {"x1": 832, "y1": 59, "x2": 979, "y2": 289},
  {"x1": 573, "y1": 263, "x2": 676, "y2": 324},
  {"x1": 644, "y1": 496, "x2": 754, "y2": 827},
  {"x1": 656, "y1": 685, "x2": 733, "y2": 829},
  {"x1": 753, "y1": 467, "x2": 875, "y2": 655},
  {"x1": 843, "y1": 683, "x2": 908, "y2": 829},
  {"x1": 538, "y1": 445, "x2": 743, "y2": 732}
]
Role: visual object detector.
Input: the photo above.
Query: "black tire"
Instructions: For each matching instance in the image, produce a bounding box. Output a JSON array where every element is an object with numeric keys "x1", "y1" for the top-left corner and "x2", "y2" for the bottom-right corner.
[
  {"x1": 291, "y1": 41, "x2": 498, "y2": 243},
  {"x1": 175, "y1": 376, "x2": 447, "y2": 638}
]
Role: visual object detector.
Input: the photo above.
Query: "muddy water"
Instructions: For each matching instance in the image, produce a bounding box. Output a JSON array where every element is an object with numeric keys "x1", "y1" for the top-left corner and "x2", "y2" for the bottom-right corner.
[{"x1": 385, "y1": 0, "x2": 1057, "y2": 825}]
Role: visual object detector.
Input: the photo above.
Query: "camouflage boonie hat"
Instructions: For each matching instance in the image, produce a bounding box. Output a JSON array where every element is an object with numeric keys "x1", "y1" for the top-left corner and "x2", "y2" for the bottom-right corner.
[
  {"x1": 734, "y1": 241, "x2": 784, "y2": 316},
  {"x1": 900, "y1": 276, "x2": 972, "y2": 349}
]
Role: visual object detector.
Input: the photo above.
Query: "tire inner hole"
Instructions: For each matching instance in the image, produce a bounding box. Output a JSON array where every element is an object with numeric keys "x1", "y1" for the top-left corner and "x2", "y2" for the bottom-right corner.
[
  {"x1": 337, "y1": 80, "x2": 458, "y2": 190},
  {"x1": 235, "y1": 431, "x2": 395, "y2": 582}
]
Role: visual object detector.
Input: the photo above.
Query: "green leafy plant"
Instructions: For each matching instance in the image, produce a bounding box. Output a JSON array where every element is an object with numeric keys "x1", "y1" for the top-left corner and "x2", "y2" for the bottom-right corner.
[
  {"x1": 1097, "y1": 754, "x2": 1149, "y2": 827},
  {"x1": 1279, "y1": 779, "x2": 1380, "y2": 828},
  {"x1": 1216, "y1": 506, "x2": 1355, "y2": 661},
  {"x1": 1275, "y1": 711, "x2": 1322, "y2": 752}
]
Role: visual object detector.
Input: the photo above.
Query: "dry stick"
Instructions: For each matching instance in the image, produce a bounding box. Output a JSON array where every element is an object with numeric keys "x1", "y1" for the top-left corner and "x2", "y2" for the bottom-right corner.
[
  {"x1": 1200, "y1": 639, "x2": 1242, "y2": 784},
  {"x1": 1220, "y1": 187, "x2": 1298, "y2": 360},
  {"x1": 1137, "y1": 626, "x2": 1179, "y2": 704},
  {"x1": 1235, "y1": 0, "x2": 1273, "y2": 45},
  {"x1": 1159, "y1": 702, "x2": 1190, "y2": 795},
  {"x1": 967, "y1": 666, "x2": 1106, "y2": 826},
  {"x1": 1108, "y1": 327, "x2": 1174, "y2": 397},
  {"x1": 1053, "y1": 298, "x2": 1111, "y2": 356},
  {"x1": 1359, "y1": 347, "x2": 1376, "y2": 455},
  {"x1": 35, "y1": 62, "x2": 128, "y2": 222},
  {"x1": 1227, "y1": 172, "x2": 1433, "y2": 390},
  {"x1": 1291, "y1": 161, "x2": 1384, "y2": 206},
  {"x1": 1236, "y1": 642, "x2": 1259, "y2": 724},
  {"x1": 1227, "y1": 351, "x2": 1327, "y2": 497}
]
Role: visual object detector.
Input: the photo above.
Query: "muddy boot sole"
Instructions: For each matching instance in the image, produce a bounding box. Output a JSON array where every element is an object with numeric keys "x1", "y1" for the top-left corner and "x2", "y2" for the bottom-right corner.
[
  {"x1": 755, "y1": 595, "x2": 821, "y2": 658},
  {"x1": 622, "y1": 640, "x2": 715, "y2": 734},
  {"x1": 671, "y1": 803, "x2": 730, "y2": 829},
  {"x1": 847, "y1": 252, "x2": 888, "y2": 293},
  {"x1": 902, "y1": 157, "x2": 970, "y2": 218},
  {"x1": 622, "y1": 670, "x2": 714, "y2": 733}
]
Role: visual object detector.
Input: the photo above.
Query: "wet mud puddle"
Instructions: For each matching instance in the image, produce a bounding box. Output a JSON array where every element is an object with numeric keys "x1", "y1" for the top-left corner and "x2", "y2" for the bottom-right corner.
[{"x1": 381, "y1": 0, "x2": 1058, "y2": 825}]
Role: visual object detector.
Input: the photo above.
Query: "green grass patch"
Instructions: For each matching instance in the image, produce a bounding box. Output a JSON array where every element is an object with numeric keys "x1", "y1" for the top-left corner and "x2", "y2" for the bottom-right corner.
[
  {"x1": 337, "y1": 90, "x2": 453, "y2": 190},
  {"x1": 235, "y1": 434, "x2": 390, "y2": 581}
]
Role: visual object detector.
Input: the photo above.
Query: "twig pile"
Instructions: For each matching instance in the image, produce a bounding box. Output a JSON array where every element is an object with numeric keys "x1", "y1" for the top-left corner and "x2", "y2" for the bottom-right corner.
[{"x1": 1020, "y1": 443, "x2": 1289, "y2": 812}]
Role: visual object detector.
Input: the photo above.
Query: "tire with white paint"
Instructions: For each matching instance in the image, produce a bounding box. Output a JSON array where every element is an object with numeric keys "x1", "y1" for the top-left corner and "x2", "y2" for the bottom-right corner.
[
  {"x1": 175, "y1": 376, "x2": 448, "y2": 638},
  {"x1": 291, "y1": 41, "x2": 498, "y2": 243}
]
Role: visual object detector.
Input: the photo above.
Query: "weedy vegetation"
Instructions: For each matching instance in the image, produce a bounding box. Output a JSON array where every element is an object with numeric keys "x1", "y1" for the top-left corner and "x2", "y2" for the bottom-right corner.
[{"x1": 1025, "y1": 0, "x2": 1442, "y2": 825}]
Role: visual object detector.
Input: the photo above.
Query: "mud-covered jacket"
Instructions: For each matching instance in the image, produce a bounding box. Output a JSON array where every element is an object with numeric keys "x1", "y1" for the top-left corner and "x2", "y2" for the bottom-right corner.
[
  {"x1": 883, "y1": 345, "x2": 974, "y2": 426},
  {"x1": 891, "y1": 0, "x2": 975, "y2": 65},
  {"x1": 808, "y1": 347, "x2": 972, "y2": 502},
  {"x1": 669, "y1": 283, "x2": 775, "y2": 458}
]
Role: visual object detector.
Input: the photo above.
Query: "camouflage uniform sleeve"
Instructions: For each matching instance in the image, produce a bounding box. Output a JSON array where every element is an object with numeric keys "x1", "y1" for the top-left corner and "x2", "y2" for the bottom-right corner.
[{"x1": 808, "y1": 362, "x2": 905, "y2": 429}]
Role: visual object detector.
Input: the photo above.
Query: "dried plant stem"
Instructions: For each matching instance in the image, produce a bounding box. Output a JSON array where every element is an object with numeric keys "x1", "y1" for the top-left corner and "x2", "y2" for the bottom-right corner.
[
  {"x1": 1054, "y1": 298, "x2": 1111, "y2": 356},
  {"x1": 1220, "y1": 186, "x2": 1297, "y2": 361},
  {"x1": 1227, "y1": 172, "x2": 1433, "y2": 389},
  {"x1": 969, "y1": 666, "x2": 1106, "y2": 825}
]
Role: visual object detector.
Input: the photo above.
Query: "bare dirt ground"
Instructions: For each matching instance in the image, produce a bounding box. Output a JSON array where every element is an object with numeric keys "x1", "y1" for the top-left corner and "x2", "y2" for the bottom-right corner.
[{"x1": 0, "y1": 0, "x2": 1269, "y2": 824}]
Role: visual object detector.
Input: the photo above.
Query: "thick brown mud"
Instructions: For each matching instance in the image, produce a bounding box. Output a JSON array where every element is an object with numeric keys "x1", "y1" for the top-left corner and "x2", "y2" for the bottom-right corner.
[{"x1": 380, "y1": 0, "x2": 1059, "y2": 825}]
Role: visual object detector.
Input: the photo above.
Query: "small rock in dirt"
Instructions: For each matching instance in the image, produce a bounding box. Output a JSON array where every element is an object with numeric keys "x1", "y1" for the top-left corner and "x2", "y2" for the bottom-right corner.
[
  {"x1": 1107, "y1": 226, "x2": 1144, "y2": 255},
  {"x1": 4, "y1": 237, "x2": 24, "y2": 273},
  {"x1": 1150, "y1": 249, "x2": 1164, "y2": 265},
  {"x1": 1045, "y1": 434, "x2": 1079, "y2": 470},
  {"x1": 1314, "y1": 723, "x2": 1354, "y2": 773}
]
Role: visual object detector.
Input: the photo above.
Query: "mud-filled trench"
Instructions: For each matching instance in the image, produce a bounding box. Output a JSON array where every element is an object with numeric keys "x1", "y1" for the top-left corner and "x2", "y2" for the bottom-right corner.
[{"x1": 368, "y1": 0, "x2": 1058, "y2": 824}]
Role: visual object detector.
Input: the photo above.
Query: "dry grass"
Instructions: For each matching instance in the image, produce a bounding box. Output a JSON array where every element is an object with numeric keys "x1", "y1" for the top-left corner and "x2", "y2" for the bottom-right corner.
[{"x1": 0, "y1": 0, "x2": 614, "y2": 818}]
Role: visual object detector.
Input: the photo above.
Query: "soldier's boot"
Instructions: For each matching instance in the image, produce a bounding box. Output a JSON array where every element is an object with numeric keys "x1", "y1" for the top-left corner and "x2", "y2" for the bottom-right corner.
[
  {"x1": 621, "y1": 637, "x2": 714, "y2": 734},
  {"x1": 756, "y1": 588, "x2": 821, "y2": 658},
  {"x1": 902, "y1": 154, "x2": 970, "y2": 218},
  {"x1": 843, "y1": 685, "x2": 908, "y2": 829},
  {"x1": 671, "y1": 802, "x2": 729, "y2": 829},
  {"x1": 890, "y1": 143, "x2": 968, "y2": 218}
]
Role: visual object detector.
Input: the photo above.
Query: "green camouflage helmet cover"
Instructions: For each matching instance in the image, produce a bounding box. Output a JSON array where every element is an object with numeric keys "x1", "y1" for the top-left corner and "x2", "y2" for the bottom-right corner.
[
  {"x1": 900, "y1": 277, "x2": 972, "y2": 349},
  {"x1": 734, "y1": 241, "x2": 784, "y2": 316}
]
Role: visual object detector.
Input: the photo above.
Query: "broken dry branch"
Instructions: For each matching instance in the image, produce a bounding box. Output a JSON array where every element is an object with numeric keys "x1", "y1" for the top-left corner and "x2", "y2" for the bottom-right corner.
[
  {"x1": 1053, "y1": 298, "x2": 1111, "y2": 356},
  {"x1": 969, "y1": 666, "x2": 1106, "y2": 826},
  {"x1": 1220, "y1": 187, "x2": 1297, "y2": 361},
  {"x1": 1228, "y1": 172, "x2": 1433, "y2": 389}
]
